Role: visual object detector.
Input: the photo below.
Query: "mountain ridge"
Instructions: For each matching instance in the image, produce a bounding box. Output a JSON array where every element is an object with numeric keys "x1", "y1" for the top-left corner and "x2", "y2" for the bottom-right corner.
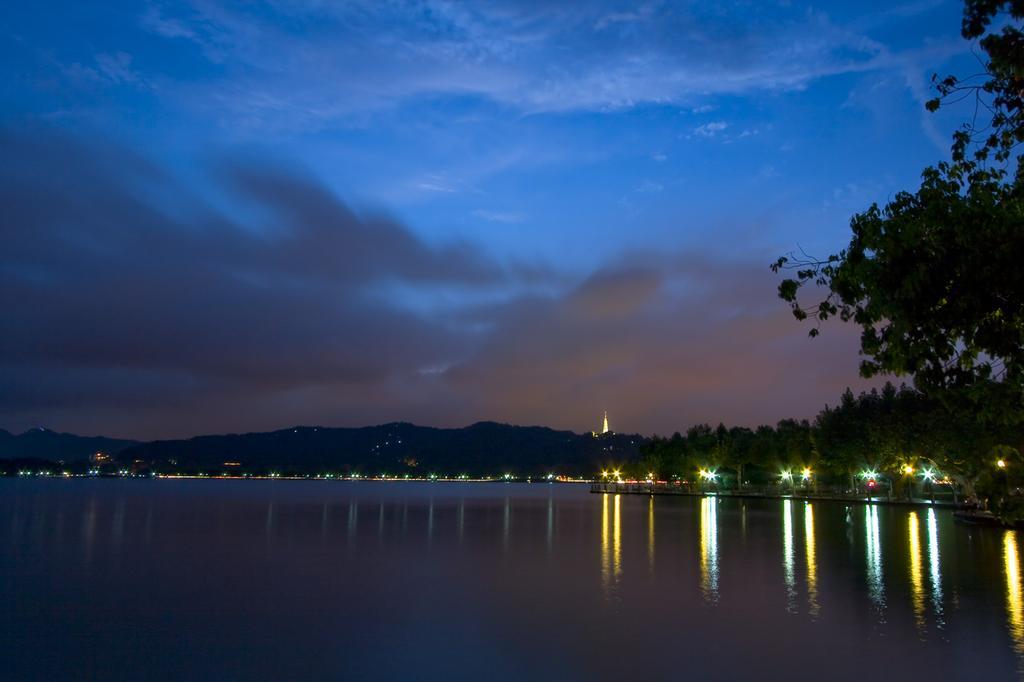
[{"x1": 0, "y1": 422, "x2": 645, "y2": 476}]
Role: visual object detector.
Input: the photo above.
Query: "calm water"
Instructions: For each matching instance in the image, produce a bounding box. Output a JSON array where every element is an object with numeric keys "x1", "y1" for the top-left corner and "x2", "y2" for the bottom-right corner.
[{"x1": 2, "y1": 480, "x2": 1022, "y2": 681}]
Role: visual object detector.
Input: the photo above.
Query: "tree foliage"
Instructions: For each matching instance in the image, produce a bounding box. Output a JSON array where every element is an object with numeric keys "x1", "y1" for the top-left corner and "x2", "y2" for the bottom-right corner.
[
  {"x1": 771, "y1": 1, "x2": 1024, "y2": 422},
  {"x1": 637, "y1": 382, "x2": 1024, "y2": 506}
]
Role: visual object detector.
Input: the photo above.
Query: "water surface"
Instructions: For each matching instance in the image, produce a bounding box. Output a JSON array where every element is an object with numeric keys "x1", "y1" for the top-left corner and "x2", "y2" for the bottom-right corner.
[{"x1": 2, "y1": 480, "x2": 1021, "y2": 680}]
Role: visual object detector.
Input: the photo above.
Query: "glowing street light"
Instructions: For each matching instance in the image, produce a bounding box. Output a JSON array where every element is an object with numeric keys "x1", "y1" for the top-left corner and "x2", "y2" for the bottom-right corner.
[
  {"x1": 902, "y1": 464, "x2": 915, "y2": 475},
  {"x1": 801, "y1": 468, "x2": 812, "y2": 481},
  {"x1": 780, "y1": 470, "x2": 792, "y2": 481},
  {"x1": 922, "y1": 469, "x2": 936, "y2": 482},
  {"x1": 998, "y1": 459, "x2": 1008, "y2": 469}
]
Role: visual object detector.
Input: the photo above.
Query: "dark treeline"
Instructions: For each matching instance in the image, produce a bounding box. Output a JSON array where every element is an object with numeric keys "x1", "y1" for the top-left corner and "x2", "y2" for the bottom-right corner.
[
  {"x1": 634, "y1": 383, "x2": 1024, "y2": 518},
  {"x1": 1, "y1": 422, "x2": 644, "y2": 479}
]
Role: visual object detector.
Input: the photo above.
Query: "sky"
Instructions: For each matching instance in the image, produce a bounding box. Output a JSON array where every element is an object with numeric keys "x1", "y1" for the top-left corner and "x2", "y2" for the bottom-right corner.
[{"x1": 0, "y1": 0, "x2": 979, "y2": 439}]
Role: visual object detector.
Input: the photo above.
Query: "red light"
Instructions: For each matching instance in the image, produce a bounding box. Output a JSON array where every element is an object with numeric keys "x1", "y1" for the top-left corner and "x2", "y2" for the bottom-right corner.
[{"x1": 867, "y1": 479, "x2": 876, "y2": 488}]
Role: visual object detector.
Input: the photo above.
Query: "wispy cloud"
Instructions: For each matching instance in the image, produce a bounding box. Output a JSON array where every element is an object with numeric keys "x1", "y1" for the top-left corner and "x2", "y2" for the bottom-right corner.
[
  {"x1": 65, "y1": 52, "x2": 145, "y2": 88},
  {"x1": 0, "y1": 127, "x2": 881, "y2": 437},
  {"x1": 129, "y1": 1, "x2": 964, "y2": 128},
  {"x1": 473, "y1": 209, "x2": 524, "y2": 223},
  {"x1": 693, "y1": 121, "x2": 729, "y2": 138}
]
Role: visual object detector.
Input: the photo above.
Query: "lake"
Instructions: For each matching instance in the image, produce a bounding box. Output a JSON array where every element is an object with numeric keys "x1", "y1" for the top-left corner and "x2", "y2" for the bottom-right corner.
[{"x1": 2, "y1": 479, "x2": 1021, "y2": 680}]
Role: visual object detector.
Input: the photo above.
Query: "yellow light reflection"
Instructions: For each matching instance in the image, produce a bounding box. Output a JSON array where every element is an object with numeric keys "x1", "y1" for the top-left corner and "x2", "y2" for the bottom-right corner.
[
  {"x1": 1005, "y1": 531, "x2": 1024, "y2": 655},
  {"x1": 700, "y1": 497, "x2": 719, "y2": 602},
  {"x1": 865, "y1": 505, "x2": 884, "y2": 608},
  {"x1": 612, "y1": 494, "x2": 622, "y2": 582},
  {"x1": 601, "y1": 493, "x2": 610, "y2": 591},
  {"x1": 647, "y1": 495, "x2": 655, "y2": 574},
  {"x1": 926, "y1": 508, "x2": 943, "y2": 622},
  {"x1": 908, "y1": 511, "x2": 924, "y2": 630},
  {"x1": 783, "y1": 499, "x2": 795, "y2": 610},
  {"x1": 804, "y1": 502, "x2": 818, "y2": 617}
]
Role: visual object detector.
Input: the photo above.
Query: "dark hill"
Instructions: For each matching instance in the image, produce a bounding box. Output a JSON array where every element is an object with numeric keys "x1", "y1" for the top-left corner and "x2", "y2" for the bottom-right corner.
[
  {"x1": 0, "y1": 428, "x2": 137, "y2": 461},
  {"x1": 118, "y1": 422, "x2": 643, "y2": 476}
]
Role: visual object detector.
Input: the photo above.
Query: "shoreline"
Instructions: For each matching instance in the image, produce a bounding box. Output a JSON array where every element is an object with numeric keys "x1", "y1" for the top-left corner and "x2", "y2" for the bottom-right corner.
[{"x1": 590, "y1": 481, "x2": 965, "y2": 509}]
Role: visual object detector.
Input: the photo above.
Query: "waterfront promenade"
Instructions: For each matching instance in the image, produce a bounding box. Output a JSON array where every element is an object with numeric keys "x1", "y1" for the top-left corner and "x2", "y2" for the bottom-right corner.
[{"x1": 590, "y1": 481, "x2": 963, "y2": 508}]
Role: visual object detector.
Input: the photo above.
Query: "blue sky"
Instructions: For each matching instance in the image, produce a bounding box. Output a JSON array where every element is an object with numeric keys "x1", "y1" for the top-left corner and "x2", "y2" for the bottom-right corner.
[{"x1": 0, "y1": 1, "x2": 980, "y2": 438}]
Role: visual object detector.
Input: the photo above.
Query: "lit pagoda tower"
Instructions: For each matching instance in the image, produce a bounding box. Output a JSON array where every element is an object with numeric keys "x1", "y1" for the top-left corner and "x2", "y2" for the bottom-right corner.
[{"x1": 602, "y1": 410, "x2": 609, "y2": 434}]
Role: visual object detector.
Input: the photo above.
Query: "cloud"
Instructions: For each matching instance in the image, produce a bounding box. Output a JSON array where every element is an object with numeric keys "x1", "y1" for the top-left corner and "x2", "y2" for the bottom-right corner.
[
  {"x1": 472, "y1": 209, "x2": 524, "y2": 224},
  {"x1": 414, "y1": 181, "x2": 458, "y2": 193},
  {"x1": 692, "y1": 121, "x2": 729, "y2": 138},
  {"x1": 0, "y1": 127, "x2": 511, "y2": 435},
  {"x1": 444, "y1": 253, "x2": 880, "y2": 435},
  {"x1": 0, "y1": 127, "x2": 881, "y2": 439},
  {"x1": 94, "y1": 52, "x2": 140, "y2": 85},
  {"x1": 129, "y1": 1, "x2": 962, "y2": 127},
  {"x1": 141, "y1": 6, "x2": 198, "y2": 40},
  {"x1": 65, "y1": 52, "x2": 145, "y2": 88}
]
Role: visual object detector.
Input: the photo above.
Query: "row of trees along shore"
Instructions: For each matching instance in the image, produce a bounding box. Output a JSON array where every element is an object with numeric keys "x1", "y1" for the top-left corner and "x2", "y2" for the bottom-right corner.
[
  {"x1": 692, "y1": 0, "x2": 1024, "y2": 522},
  {"x1": 634, "y1": 382, "x2": 1024, "y2": 519}
]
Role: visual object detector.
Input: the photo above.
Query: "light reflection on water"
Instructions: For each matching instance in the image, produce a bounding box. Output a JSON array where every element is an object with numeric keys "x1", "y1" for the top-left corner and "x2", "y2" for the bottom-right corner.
[
  {"x1": 783, "y1": 499, "x2": 795, "y2": 610},
  {"x1": 4, "y1": 481, "x2": 1024, "y2": 681},
  {"x1": 805, "y1": 502, "x2": 819, "y2": 618},
  {"x1": 502, "y1": 495, "x2": 510, "y2": 552},
  {"x1": 612, "y1": 494, "x2": 622, "y2": 582},
  {"x1": 647, "y1": 495, "x2": 655, "y2": 574},
  {"x1": 600, "y1": 493, "x2": 622, "y2": 596},
  {"x1": 865, "y1": 504, "x2": 884, "y2": 610},
  {"x1": 699, "y1": 496, "x2": 718, "y2": 602},
  {"x1": 546, "y1": 495, "x2": 554, "y2": 553},
  {"x1": 601, "y1": 492, "x2": 609, "y2": 589},
  {"x1": 1006, "y1": 531, "x2": 1024, "y2": 659},
  {"x1": 908, "y1": 511, "x2": 925, "y2": 632},
  {"x1": 927, "y1": 507, "x2": 944, "y2": 625}
]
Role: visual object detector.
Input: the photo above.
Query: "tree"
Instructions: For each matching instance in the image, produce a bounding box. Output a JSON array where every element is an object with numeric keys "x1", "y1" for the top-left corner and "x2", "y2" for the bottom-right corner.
[
  {"x1": 771, "y1": 1, "x2": 1024, "y2": 425},
  {"x1": 773, "y1": 419, "x2": 814, "y2": 491},
  {"x1": 724, "y1": 426, "x2": 755, "y2": 490}
]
